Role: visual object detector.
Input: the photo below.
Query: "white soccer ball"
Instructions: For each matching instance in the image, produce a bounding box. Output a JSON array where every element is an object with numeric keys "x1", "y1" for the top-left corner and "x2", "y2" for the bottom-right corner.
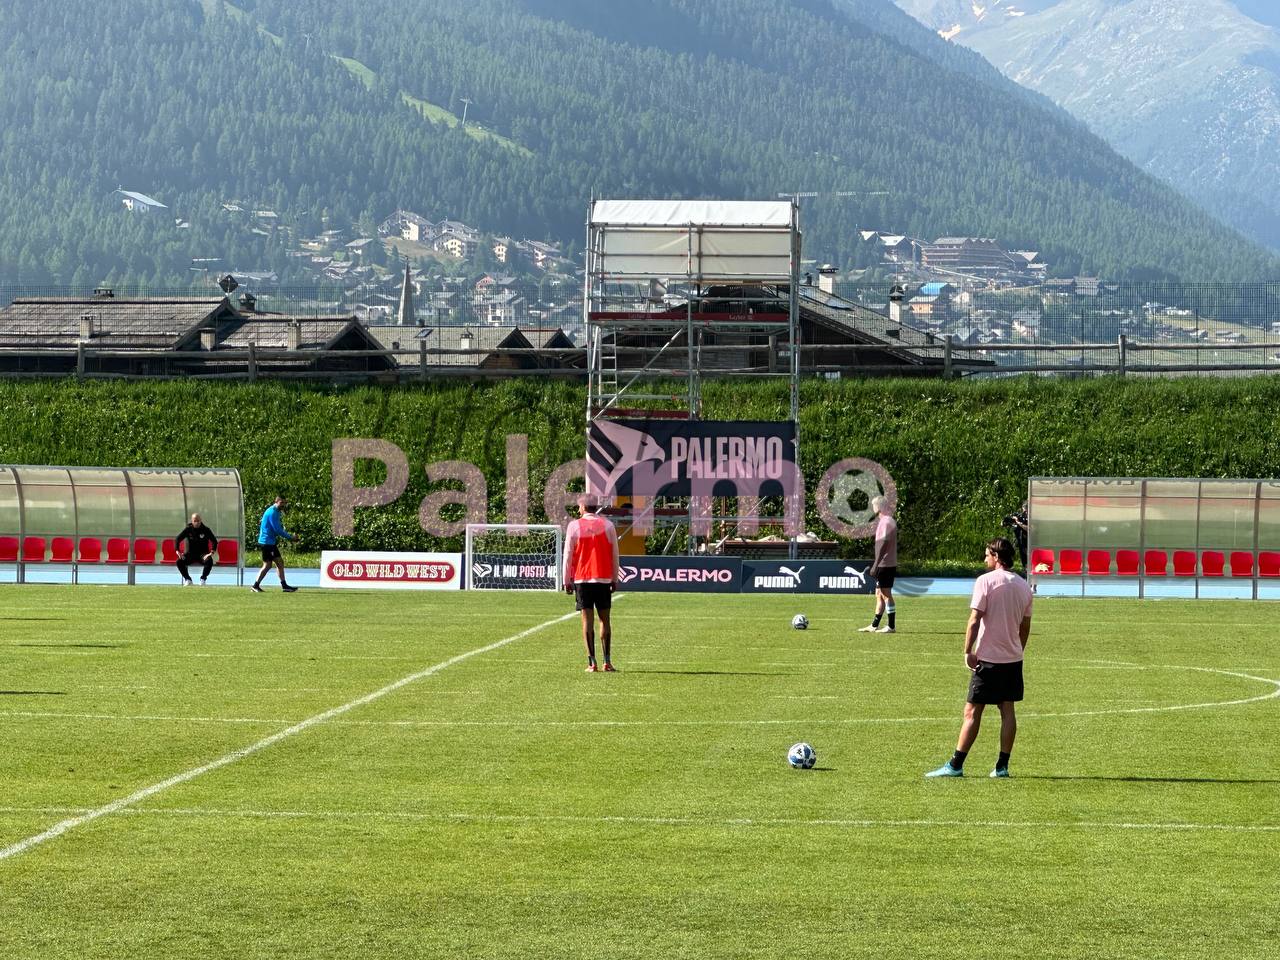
[
  {"x1": 791, "y1": 613, "x2": 809, "y2": 630},
  {"x1": 788, "y1": 742, "x2": 817, "y2": 769}
]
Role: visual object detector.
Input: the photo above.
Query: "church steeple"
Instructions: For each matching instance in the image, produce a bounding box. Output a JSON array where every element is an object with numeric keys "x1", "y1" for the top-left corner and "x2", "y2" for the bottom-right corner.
[{"x1": 396, "y1": 259, "x2": 417, "y2": 326}]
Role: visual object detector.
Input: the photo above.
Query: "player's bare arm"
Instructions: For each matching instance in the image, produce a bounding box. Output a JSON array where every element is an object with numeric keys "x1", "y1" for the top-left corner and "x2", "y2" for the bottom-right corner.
[{"x1": 964, "y1": 609, "x2": 982, "y2": 670}]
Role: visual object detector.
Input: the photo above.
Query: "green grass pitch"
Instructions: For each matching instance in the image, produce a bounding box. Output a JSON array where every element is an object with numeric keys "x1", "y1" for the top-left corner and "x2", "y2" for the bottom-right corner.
[{"x1": 2, "y1": 586, "x2": 1278, "y2": 959}]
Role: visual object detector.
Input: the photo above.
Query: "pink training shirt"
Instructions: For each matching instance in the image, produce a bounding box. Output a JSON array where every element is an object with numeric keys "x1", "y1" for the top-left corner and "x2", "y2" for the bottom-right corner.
[
  {"x1": 874, "y1": 514, "x2": 898, "y2": 566},
  {"x1": 970, "y1": 568, "x2": 1034, "y2": 663}
]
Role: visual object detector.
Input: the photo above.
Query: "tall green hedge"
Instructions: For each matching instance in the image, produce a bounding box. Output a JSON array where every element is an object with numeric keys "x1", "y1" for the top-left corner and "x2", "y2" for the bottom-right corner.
[{"x1": 2, "y1": 377, "x2": 1278, "y2": 563}]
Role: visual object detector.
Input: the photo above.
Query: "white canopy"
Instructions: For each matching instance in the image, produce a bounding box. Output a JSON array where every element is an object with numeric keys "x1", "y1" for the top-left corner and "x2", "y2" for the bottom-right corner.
[
  {"x1": 590, "y1": 199, "x2": 794, "y2": 228},
  {"x1": 589, "y1": 199, "x2": 798, "y2": 280}
]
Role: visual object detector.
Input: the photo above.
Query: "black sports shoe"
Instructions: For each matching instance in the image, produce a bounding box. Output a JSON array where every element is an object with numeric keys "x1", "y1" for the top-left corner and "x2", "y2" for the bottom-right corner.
[
  {"x1": 281, "y1": 585, "x2": 298, "y2": 593},
  {"x1": 250, "y1": 584, "x2": 264, "y2": 593}
]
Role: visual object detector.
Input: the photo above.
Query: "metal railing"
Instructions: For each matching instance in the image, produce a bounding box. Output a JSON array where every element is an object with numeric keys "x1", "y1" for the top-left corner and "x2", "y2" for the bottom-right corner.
[{"x1": 832, "y1": 279, "x2": 1280, "y2": 377}]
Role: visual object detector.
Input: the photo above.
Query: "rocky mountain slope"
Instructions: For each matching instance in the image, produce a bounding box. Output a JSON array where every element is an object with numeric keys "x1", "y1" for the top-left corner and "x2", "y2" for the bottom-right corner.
[{"x1": 894, "y1": 0, "x2": 1280, "y2": 249}]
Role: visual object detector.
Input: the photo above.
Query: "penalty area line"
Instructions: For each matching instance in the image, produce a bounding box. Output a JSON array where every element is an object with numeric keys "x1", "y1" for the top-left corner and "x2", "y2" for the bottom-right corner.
[{"x1": 0, "y1": 609, "x2": 580, "y2": 864}]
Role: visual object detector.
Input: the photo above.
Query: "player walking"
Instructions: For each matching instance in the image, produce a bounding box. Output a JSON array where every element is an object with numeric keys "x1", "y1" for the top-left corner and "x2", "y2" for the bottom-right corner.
[
  {"x1": 857, "y1": 495, "x2": 898, "y2": 634},
  {"x1": 926, "y1": 537, "x2": 1034, "y2": 778},
  {"x1": 251, "y1": 496, "x2": 298, "y2": 593},
  {"x1": 563, "y1": 495, "x2": 620, "y2": 672}
]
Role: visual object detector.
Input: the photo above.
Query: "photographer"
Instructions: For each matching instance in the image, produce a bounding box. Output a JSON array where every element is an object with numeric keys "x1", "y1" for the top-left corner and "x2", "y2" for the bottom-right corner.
[{"x1": 1002, "y1": 500, "x2": 1029, "y2": 574}]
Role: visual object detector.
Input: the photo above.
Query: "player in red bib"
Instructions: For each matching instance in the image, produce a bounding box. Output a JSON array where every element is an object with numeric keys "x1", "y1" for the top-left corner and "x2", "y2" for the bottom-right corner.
[{"x1": 563, "y1": 495, "x2": 621, "y2": 672}]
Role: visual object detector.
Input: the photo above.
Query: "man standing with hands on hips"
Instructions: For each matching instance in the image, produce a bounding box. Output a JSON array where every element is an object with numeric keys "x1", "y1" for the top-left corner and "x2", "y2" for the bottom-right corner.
[
  {"x1": 926, "y1": 537, "x2": 1033, "y2": 778},
  {"x1": 857, "y1": 495, "x2": 898, "y2": 634},
  {"x1": 563, "y1": 494, "x2": 620, "y2": 672}
]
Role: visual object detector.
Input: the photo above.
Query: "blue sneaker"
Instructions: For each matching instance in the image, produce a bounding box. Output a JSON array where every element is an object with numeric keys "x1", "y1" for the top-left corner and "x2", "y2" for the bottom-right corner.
[
  {"x1": 925, "y1": 762, "x2": 964, "y2": 778},
  {"x1": 989, "y1": 768, "x2": 1010, "y2": 778}
]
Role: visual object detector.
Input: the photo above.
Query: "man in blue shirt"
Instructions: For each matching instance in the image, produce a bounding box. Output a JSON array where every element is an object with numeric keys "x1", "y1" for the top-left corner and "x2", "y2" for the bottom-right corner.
[{"x1": 251, "y1": 495, "x2": 298, "y2": 593}]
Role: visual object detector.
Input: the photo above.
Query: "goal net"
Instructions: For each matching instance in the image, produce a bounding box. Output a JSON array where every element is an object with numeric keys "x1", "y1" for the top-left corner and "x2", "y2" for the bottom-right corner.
[{"x1": 465, "y1": 524, "x2": 563, "y2": 590}]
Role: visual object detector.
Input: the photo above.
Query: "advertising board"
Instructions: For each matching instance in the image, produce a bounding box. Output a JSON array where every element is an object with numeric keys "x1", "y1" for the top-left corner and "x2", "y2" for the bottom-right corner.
[{"x1": 320, "y1": 551, "x2": 462, "y2": 590}]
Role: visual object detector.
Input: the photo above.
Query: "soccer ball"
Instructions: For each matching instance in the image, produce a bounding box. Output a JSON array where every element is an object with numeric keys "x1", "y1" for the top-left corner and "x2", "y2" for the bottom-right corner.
[
  {"x1": 791, "y1": 613, "x2": 809, "y2": 630},
  {"x1": 788, "y1": 742, "x2": 817, "y2": 769}
]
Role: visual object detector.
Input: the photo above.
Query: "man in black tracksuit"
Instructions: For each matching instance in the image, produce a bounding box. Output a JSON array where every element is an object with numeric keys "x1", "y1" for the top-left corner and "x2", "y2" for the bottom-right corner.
[{"x1": 175, "y1": 513, "x2": 219, "y2": 585}]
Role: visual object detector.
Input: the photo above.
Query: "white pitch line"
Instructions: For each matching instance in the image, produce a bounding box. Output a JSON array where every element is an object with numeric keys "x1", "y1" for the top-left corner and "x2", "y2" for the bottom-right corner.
[
  {"x1": 4, "y1": 667, "x2": 1276, "y2": 730},
  {"x1": 1, "y1": 805, "x2": 1276, "y2": 835},
  {"x1": 2, "y1": 663, "x2": 1274, "y2": 734},
  {"x1": 0, "y1": 609, "x2": 580, "y2": 863}
]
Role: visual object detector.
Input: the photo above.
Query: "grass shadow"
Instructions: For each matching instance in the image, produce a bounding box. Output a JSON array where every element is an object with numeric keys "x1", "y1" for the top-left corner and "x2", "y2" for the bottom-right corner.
[
  {"x1": 629, "y1": 669, "x2": 793, "y2": 676},
  {"x1": 0, "y1": 690, "x2": 68, "y2": 696},
  {"x1": 14, "y1": 643, "x2": 125, "y2": 649},
  {"x1": 1020, "y1": 775, "x2": 1280, "y2": 785}
]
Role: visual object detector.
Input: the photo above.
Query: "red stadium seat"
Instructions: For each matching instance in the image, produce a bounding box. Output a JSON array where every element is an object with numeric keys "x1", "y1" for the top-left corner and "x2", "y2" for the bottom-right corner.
[
  {"x1": 1229, "y1": 552, "x2": 1254, "y2": 578},
  {"x1": 22, "y1": 536, "x2": 45, "y2": 562},
  {"x1": 78, "y1": 537, "x2": 102, "y2": 563},
  {"x1": 106, "y1": 538, "x2": 130, "y2": 563},
  {"x1": 0, "y1": 536, "x2": 18, "y2": 562},
  {"x1": 217, "y1": 541, "x2": 239, "y2": 565},
  {"x1": 1058, "y1": 549, "x2": 1083, "y2": 575},
  {"x1": 1086, "y1": 550, "x2": 1111, "y2": 576},
  {"x1": 1143, "y1": 550, "x2": 1168, "y2": 576},
  {"x1": 1259, "y1": 551, "x2": 1280, "y2": 578},
  {"x1": 51, "y1": 537, "x2": 75, "y2": 563},
  {"x1": 1115, "y1": 550, "x2": 1140, "y2": 576},
  {"x1": 1172, "y1": 550, "x2": 1197, "y2": 577},
  {"x1": 133, "y1": 538, "x2": 157, "y2": 564},
  {"x1": 1200, "y1": 551, "x2": 1225, "y2": 577},
  {"x1": 1030, "y1": 548, "x2": 1054, "y2": 574},
  {"x1": 162, "y1": 540, "x2": 179, "y2": 563}
]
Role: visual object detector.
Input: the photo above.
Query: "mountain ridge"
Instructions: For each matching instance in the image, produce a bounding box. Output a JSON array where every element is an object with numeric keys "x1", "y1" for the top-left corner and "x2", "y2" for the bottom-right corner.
[
  {"x1": 0, "y1": 0, "x2": 1275, "y2": 288},
  {"x1": 894, "y1": 0, "x2": 1280, "y2": 249}
]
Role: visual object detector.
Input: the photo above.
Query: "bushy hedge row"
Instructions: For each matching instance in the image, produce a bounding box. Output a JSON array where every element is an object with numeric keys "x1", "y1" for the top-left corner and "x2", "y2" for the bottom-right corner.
[{"x1": 3, "y1": 377, "x2": 1279, "y2": 564}]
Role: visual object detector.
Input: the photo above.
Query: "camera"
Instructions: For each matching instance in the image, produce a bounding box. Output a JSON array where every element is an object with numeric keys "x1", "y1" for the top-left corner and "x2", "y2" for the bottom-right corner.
[{"x1": 1001, "y1": 514, "x2": 1017, "y2": 528}]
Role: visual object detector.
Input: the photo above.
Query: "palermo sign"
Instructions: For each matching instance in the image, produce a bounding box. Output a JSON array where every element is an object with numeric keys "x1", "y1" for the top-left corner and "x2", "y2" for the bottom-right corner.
[{"x1": 320, "y1": 551, "x2": 462, "y2": 590}]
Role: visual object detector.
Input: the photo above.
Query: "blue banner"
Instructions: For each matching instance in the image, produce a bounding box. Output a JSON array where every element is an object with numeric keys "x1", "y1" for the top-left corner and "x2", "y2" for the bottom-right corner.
[
  {"x1": 616, "y1": 555, "x2": 742, "y2": 593},
  {"x1": 740, "y1": 559, "x2": 876, "y2": 594}
]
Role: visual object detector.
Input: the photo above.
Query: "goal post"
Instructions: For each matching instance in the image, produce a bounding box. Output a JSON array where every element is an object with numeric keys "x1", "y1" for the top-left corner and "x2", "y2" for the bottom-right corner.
[{"x1": 465, "y1": 523, "x2": 564, "y2": 590}]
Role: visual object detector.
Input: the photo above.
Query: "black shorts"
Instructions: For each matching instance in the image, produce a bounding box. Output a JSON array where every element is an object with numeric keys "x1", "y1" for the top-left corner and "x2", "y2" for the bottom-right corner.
[
  {"x1": 574, "y1": 582, "x2": 613, "y2": 613},
  {"x1": 873, "y1": 566, "x2": 897, "y2": 589},
  {"x1": 967, "y1": 659, "x2": 1024, "y2": 704},
  {"x1": 260, "y1": 543, "x2": 282, "y2": 563}
]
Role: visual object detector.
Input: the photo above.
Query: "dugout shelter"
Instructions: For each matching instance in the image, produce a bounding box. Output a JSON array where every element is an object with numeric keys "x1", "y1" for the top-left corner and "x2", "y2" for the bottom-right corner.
[
  {"x1": 1029, "y1": 476, "x2": 1280, "y2": 599},
  {"x1": 0, "y1": 465, "x2": 244, "y2": 585}
]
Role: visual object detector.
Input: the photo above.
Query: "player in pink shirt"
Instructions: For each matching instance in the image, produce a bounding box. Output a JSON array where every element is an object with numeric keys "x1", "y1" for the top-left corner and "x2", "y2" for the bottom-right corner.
[
  {"x1": 856, "y1": 496, "x2": 898, "y2": 634},
  {"x1": 926, "y1": 537, "x2": 1034, "y2": 779}
]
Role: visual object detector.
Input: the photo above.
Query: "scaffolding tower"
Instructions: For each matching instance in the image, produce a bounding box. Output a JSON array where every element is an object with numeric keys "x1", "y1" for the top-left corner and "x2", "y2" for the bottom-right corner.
[{"x1": 584, "y1": 199, "x2": 803, "y2": 555}]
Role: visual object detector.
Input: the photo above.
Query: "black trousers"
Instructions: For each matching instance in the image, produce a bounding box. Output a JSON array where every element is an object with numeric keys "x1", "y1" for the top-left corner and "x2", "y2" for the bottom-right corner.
[{"x1": 177, "y1": 556, "x2": 214, "y2": 581}]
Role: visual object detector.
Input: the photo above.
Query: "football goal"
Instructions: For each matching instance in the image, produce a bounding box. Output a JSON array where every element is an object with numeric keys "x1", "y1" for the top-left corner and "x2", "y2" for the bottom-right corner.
[{"x1": 464, "y1": 524, "x2": 563, "y2": 590}]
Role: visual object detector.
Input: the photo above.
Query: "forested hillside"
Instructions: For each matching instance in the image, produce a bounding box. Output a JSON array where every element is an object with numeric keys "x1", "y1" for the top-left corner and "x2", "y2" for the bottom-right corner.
[{"x1": 0, "y1": 0, "x2": 1275, "y2": 287}]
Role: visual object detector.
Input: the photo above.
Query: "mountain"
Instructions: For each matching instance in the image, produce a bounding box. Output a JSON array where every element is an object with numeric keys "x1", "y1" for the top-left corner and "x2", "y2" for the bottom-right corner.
[
  {"x1": 0, "y1": 0, "x2": 1276, "y2": 290},
  {"x1": 894, "y1": 0, "x2": 1280, "y2": 250}
]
